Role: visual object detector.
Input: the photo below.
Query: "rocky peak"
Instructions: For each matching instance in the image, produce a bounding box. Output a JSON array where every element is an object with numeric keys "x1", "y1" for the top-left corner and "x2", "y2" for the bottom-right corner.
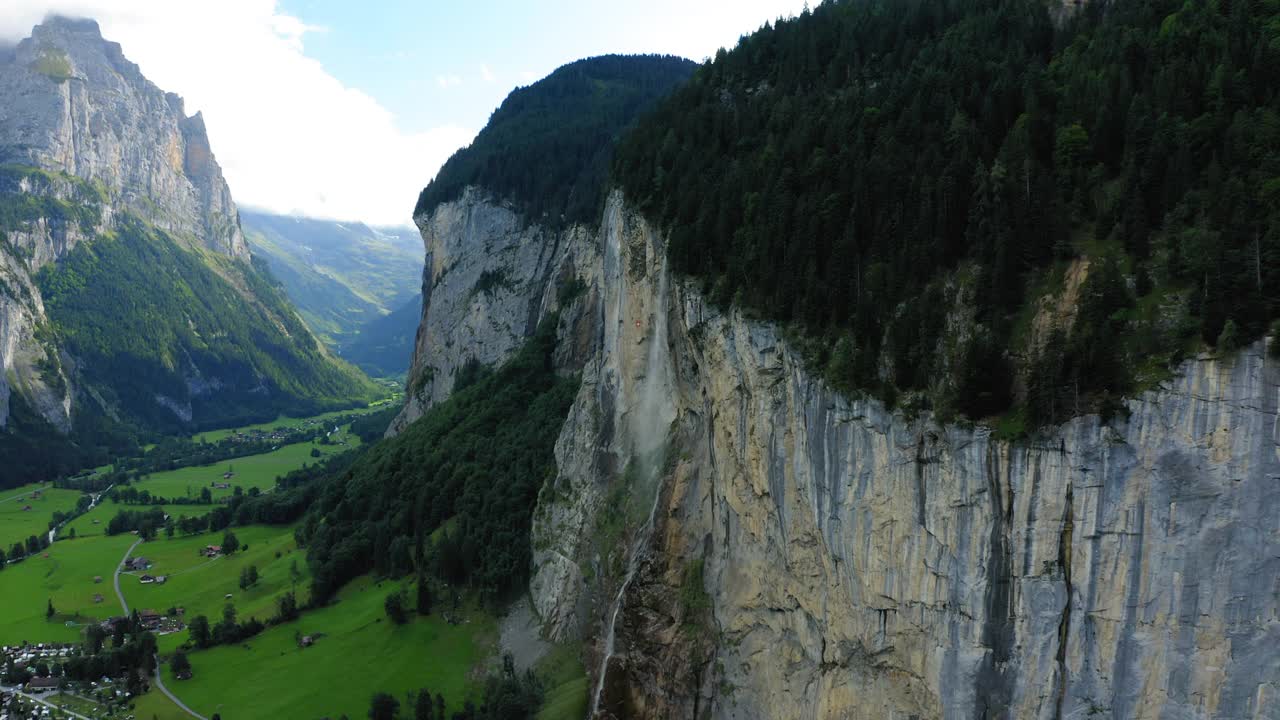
[{"x1": 0, "y1": 14, "x2": 249, "y2": 261}]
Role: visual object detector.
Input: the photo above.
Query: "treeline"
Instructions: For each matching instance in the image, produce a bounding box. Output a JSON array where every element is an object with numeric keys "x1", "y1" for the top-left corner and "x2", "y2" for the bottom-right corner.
[
  {"x1": 299, "y1": 321, "x2": 578, "y2": 603},
  {"x1": 613, "y1": 0, "x2": 1280, "y2": 426},
  {"x1": 414, "y1": 55, "x2": 695, "y2": 228},
  {"x1": 364, "y1": 656, "x2": 542, "y2": 720},
  {"x1": 1, "y1": 533, "x2": 51, "y2": 566}
]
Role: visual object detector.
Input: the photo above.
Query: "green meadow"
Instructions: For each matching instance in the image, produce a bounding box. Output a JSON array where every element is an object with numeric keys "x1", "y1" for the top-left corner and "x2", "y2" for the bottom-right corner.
[
  {"x1": 119, "y1": 524, "x2": 311, "y2": 652},
  {"x1": 0, "y1": 532, "x2": 135, "y2": 645},
  {"x1": 536, "y1": 643, "x2": 590, "y2": 720},
  {"x1": 171, "y1": 576, "x2": 496, "y2": 720},
  {"x1": 0, "y1": 482, "x2": 82, "y2": 550},
  {"x1": 193, "y1": 404, "x2": 386, "y2": 443},
  {"x1": 129, "y1": 689, "x2": 189, "y2": 720},
  {"x1": 129, "y1": 428, "x2": 359, "y2": 502},
  {"x1": 63, "y1": 502, "x2": 198, "y2": 539}
]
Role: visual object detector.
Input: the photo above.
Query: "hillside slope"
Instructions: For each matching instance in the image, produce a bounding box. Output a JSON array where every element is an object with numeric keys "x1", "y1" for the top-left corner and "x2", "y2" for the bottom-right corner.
[
  {"x1": 0, "y1": 17, "x2": 376, "y2": 487},
  {"x1": 241, "y1": 210, "x2": 422, "y2": 351}
]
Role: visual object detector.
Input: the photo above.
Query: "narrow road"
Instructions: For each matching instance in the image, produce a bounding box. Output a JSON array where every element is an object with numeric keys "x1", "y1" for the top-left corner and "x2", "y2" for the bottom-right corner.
[
  {"x1": 0, "y1": 686, "x2": 94, "y2": 720},
  {"x1": 112, "y1": 539, "x2": 206, "y2": 720},
  {"x1": 114, "y1": 538, "x2": 142, "y2": 614},
  {"x1": 153, "y1": 659, "x2": 209, "y2": 720}
]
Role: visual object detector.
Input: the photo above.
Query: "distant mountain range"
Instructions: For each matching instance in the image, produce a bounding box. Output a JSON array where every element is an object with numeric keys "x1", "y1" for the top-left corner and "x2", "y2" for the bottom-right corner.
[{"x1": 241, "y1": 210, "x2": 423, "y2": 377}]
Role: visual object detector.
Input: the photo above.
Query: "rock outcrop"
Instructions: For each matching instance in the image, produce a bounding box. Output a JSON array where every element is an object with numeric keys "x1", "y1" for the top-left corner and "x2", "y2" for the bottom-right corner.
[
  {"x1": 404, "y1": 188, "x2": 1280, "y2": 719},
  {"x1": 0, "y1": 16, "x2": 248, "y2": 260}
]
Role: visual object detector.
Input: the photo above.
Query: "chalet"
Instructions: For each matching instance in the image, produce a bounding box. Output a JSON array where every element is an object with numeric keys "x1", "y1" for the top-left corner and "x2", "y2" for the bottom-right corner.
[
  {"x1": 213, "y1": 482, "x2": 231, "y2": 490},
  {"x1": 26, "y1": 676, "x2": 58, "y2": 692},
  {"x1": 92, "y1": 594, "x2": 104, "y2": 604},
  {"x1": 127, "y1": 557, "x2": 150, "y2": 571},
  {"x1": 222, "y1": 471, "x2": 234, "y2": 480},
  {"x1": 21, "y1": 505, "x2": 31, "y2": 512},
  {"x1": 202, "y1": 545, "x2": 221, "y2": 557},
  {"x1": 93, "y1": 575, "x2": 103, "y2": 583},
  {"x1": 139, "y1": 574, "x2": 156, "y2": 584},
  {"x1": 299, "y1": 635, "x2": 315, "y2": 647},
  {"x1": 139, "y1": 610, "x2": 162, "y2": 629}
]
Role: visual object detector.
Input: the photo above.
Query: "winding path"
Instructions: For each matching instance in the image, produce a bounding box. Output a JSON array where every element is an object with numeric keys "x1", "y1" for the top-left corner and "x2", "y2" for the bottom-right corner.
[
  {"x1": 113, "y1": 538, "x2": 142, "y2": 615},
  {"x1": 113, "y1": 537, "x2": 207, "y2": 720},
  {"x1": 153, "y1": 658, "x2": 209, "y2": 720},
  {"x1": 2, "y1": 687, "x2": 94, "y2": 720}
]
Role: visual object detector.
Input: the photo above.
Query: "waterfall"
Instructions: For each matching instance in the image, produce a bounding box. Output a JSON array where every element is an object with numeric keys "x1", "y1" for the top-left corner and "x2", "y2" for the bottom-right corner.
[{"x1": 590, "y1": 254, "x2": 673, "y2": 718}]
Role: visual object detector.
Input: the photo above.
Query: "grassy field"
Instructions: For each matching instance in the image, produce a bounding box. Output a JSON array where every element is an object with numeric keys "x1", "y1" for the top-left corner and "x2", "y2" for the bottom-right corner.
[
  {"x1": 0, "y1": 532, "x2": 135, "y2": 645},
  {"x1": 129, "y1": 428, "x2": 359, "y2": 503},
  {"x1": 536, "y1": 643, "x2": 590, "y2": 720},
  {"x1": 62, "y1": 502, "x2": 204, "y2": 539},
  {"x1": 0, "y1": 482, "x2": 82, "y2": 550},
  {"x1": 120, "y1": 524, "x2": 311, "y2": 652},
  {"x1": 171, "y1": 576, "x2": 495, "y2": 720},
  {"x1": 193, "y1": 403, "x2": 388, "y2": 443},
  {"x1": 130, "y1": 689, "x2": 190, "y2": 720}
]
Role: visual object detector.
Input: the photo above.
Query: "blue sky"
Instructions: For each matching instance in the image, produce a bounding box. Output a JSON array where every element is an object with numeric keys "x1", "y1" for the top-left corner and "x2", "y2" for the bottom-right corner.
[
  {"x1": 284, "y1": 0, "x2": 806, "y2": 132},
  {"x1": 3, "y1": 0, "x2": 807, "y2": 224}
]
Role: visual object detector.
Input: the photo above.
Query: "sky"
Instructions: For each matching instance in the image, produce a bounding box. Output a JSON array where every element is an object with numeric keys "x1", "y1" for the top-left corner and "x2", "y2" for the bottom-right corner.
[{"x1": 0, "y1": 1, "x2": 808, "y2": 226}]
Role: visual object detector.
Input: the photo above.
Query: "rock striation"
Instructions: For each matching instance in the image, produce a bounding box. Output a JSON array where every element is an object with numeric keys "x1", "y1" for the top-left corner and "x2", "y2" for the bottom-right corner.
[
  {"x1": 0, "y1": 16, "x2": 247, "y2": 260},
  {"x1": 404, "y1": 187, "x2": 1280, "y2": 719}
]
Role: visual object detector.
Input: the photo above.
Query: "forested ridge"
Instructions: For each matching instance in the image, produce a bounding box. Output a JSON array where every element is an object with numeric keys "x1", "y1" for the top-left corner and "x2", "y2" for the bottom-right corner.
[
  {"x1": 615, "y1": 0, "x2": 1280, "y2": 427},
  {"x1": 298, "y1": 322, "x2": 578, "y2": 603},
  {"x1": 414, "y1": 54, "x2": 695, "y2": 228},
  {"x1": 37, "y1": 216, "x2": 378, "y2": 433},
  {"x1": 0, "y1": 164, "x2": 378, "y2": 488}
]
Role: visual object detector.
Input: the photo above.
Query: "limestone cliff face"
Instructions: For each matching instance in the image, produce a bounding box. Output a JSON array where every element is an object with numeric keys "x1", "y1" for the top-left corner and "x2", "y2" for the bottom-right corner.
[
  {"x1": 404, "y1": 190, "x2": 1280, "y2": 719},
  {"x1": 392, "y1": 187, "x2": 596, "y2": 433},
  {"x1": 0, "y1": 16, "x2": 248, "y2": 260}
]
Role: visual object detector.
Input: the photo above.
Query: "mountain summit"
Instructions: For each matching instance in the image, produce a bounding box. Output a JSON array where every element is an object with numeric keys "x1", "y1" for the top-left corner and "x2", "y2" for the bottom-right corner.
[
  {"x1": 0, "y1": 15, "x2": 247, "y2": 259},
  {"x1": 0, "y1": 16, "x2": 375, "y2": 487}
]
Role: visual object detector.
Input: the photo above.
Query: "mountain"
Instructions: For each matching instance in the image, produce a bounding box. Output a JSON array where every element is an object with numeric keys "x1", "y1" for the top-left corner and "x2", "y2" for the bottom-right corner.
[
  {"x1": 379, "y1": 4, "x2": 1280, "y2": 719},
  {"x1": 336, "y1": 292, "x2": 421, "y2": 378},
  {"x1": 392, "y1": 53, "x2": 695, "y2": 427},
  {"x1": 0, "y1": 17, "x2": 377, "y2": 487},
  {"x1": 240, "y1": 210, "x2": 423, "y2": 352}
]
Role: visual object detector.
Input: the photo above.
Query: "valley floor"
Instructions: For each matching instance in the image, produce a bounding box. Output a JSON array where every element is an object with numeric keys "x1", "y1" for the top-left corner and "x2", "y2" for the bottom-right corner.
[{"x1": 0, "y1": 407, "x2": 586, "y2": 720}]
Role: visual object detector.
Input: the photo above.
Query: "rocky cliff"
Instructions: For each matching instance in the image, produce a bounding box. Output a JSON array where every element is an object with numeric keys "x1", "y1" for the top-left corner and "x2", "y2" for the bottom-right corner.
[
  {"x1": 0, "y1": 17, "x2": 372, "y2": 484},
  {"x1": 0, "y1": 16, "x2": 247, "y2": 260},
  {"x1": 403, "y1": 189, "x2": 1279, "y2": 719}
]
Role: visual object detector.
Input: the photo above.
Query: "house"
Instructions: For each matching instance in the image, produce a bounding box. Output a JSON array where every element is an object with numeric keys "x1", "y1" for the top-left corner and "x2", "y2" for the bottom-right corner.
[
  {"x1": 222, "y1": 471, "x2": 234, "y2": 480},
  {"x1": 202, "y1": 545, "x2": 221, "y2": 557},
  {"x1": 26, "y1": 676, "x2": 58, "y2": 692},
  {"x1": 213, "y1": 482, "x2": 231, "y2": 490},
  {"x1": 93, "y1": 575, "x2": 103, "y2": 584},
  {"x1": 154, "y1": 575, "x2": 167, "y2": 584},
  {"x1": 139, "y1": 610, "x2": 161, "y2": 629},
  {"x1": 299, "y1": 635, "x2": 315, "y2": 647},
  {"x1": 127, "y1": 557, "x2": 150, "y2": 571},
  {"x1": 92, "y1": 594, "x2": 104, "y2": 604},
  {"x1": 21, "y1": 505, "x2": 31, "y2": 512},
  {"x1": 139, "y1": 575, "x2": 156, "y2": 584},
  {"x1": 30, "y1": 490, "x2": 41, "y2": 499}
]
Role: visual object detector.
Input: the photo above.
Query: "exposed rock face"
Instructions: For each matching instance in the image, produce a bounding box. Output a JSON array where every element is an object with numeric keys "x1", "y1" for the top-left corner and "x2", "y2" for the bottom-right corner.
[
  {"x1": 407, "y1": 187, "x2": 1280, "y2": 719},
  {"x1": 392, "y1": 186, "x2": 594, "y2": 433},
  {"x1": 0, "y1": 16, "x2": 248, "y2": 260}
]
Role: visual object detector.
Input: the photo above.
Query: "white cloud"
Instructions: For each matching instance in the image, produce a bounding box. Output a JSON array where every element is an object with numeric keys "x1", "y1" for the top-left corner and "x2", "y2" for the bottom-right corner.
[
  {"x1": 0, "y1": 1, "x2": 474, "y2": 226},
  {"x1": 480, "y1": 64, "x2": 494, "y2": 83},
  {"x1": 435, "y1": 74, "x2": 463, "y2": 89}
]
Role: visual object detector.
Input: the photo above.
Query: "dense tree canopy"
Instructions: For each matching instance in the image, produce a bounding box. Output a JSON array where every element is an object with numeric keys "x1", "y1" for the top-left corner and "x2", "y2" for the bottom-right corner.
[
  {"x1": 300, "y1": 322, "x2": 578, "y2": 602},
  {"x1": 614, "y1": 0, "x2": 1280, "y2": 426},
  {"x1": 415, "y1": 54, "x2": 695, "y2": 228}
]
